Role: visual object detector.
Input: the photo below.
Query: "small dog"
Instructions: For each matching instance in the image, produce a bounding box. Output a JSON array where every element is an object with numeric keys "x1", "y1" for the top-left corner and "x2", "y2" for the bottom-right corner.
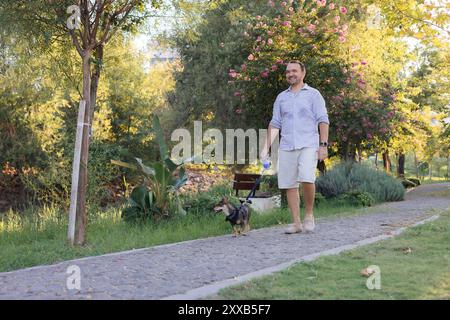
[{"x1": 214, "y1": 197, "x2": 252, "y2": 236}]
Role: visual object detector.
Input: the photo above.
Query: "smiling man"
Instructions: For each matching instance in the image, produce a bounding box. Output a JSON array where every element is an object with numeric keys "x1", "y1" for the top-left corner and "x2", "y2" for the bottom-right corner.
[{"x1": 260, "y1": 61, "x2": 330, "y2": 234}]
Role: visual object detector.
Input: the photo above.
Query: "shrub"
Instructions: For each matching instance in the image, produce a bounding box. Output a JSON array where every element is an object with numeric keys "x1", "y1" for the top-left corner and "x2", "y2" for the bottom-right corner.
[
  {"x1": 316, "y1": 162, "x2": 405, "y2": 203},
  {"x1": 337, "y1": 191, "x2": 375, "y2": 207},
  {"x1": 183, "y1": 183, "x2": 239, "y2": 215}
]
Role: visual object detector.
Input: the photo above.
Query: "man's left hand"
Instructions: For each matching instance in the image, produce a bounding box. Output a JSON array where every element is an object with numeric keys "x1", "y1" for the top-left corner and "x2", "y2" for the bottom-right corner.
[{"x1": 318, "y1": 146, "x2": 328, "y2": 161}]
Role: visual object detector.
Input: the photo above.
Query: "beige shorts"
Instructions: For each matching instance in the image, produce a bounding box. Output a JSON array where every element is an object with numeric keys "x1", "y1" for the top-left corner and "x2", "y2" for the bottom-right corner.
[{"x1": 277, "y1": 147, "x2": 318, "y2": 188}]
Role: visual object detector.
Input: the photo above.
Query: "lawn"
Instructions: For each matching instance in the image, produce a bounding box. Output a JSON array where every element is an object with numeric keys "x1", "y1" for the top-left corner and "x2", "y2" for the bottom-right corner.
[
  {"x1": 214, "y1": 210, "x2": 450, "y2": 300},
  {"x1": 0, "y1": 199, "x2": 363, "y2": 273}
]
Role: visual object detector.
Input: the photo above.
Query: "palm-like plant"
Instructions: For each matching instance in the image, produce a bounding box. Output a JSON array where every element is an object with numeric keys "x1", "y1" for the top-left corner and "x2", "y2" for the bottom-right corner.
[{"x1": 112, "y1": 114, "x2": 189, "y2": 222}]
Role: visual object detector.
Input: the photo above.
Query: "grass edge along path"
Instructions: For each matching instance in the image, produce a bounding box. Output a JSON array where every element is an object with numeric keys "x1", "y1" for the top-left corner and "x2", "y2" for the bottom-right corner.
[
  {"x1": 0, "y1": 200, "x2": 362, "y2": 272},
  {"x1": 214, "y1": 210, "x2": 450, "y2": 300}
]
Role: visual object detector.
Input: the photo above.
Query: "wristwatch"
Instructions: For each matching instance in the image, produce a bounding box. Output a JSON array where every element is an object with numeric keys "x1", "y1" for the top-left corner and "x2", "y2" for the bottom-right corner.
[{"x1": 319, "y1": 141, "x2": 328, "y2": 147}]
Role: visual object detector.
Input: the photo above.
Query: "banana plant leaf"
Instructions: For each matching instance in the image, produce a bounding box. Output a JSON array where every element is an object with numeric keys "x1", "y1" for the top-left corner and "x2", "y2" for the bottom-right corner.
[
  {"x1": 135, "y1": 157, "x2": 156, "y2": 176},
  {"x1": 129, "y1": 185, "x2": 148, "y2": 211}
]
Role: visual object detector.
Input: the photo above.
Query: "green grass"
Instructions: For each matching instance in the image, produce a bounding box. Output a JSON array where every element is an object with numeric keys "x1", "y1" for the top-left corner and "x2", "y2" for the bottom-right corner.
[
  {"x1": 215, "y1": 210, "x2": 450, "y2": 300},
  {"x1": 420, "y1": 177, "x2": 450, "y2": 185},
  {"x1": 0, "y1": 199, "x2": 362, "y2": 272}
]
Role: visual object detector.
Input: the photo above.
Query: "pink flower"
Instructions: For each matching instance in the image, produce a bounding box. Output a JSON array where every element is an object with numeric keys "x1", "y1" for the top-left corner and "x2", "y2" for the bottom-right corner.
[
  {"x1": 339, "y1": 36, "x2": 346, "y2": 42},
  {"x1": 229, "y1": 69, "x2": 237, "y2": 78},
  {"x1": 340, "y1": 6, "x2": 348, "y2": 14},
  {"x1": 345, "y1": 78, "x2": 351, "y2": 84},
  {"x1": 268, "y1": 30, "x2": 274, "y2": 36},
  {"x1": 261, "y1": 71, "x2": 269, "y2": 78},
  {"x1": 289, "y1": 7, "x2": 294, "y2": 12},
  {"x1": 312, "y1": 44, "x2": 318, "y2": 50},
  {"x1": 256, "y1": 15, "x2": 262, "y2": 20},
  {"x1": 307, "y1": 24, "x2": 317, "y2": 32},
  {"x1": 241, "y1": 64, "x2": 247, "y2": 71},
  {"x1": 367, "y1": 133, "x2": 373, "y2": 139},
  {"x1": 329, "y1": 3, "x2": 335, "y2": 10},
  {"x1": 248, "y1": 54, "x2": 255, "y2": 61},
  {"x1": 282, "y1": 21, "x2": 292, "y2": 27},
  {"x1": 268, "y1": 38, "x2": 274, "y2": 45},
  {"x1": 333, "y1": 15, "x2": 340, "y2": 24},
  {"x1": 316, "y1": 0, "x2": 326, "y2": 7},
  {"x1": 235, "y1": 108, "x2": 243, "y2": 115},
  {"x1": 342, "y1": 24, "x2": 349, "y2": 32},
  {"x1": 281, "y1": 1, "x2": 287, "y2": 7},
  {"x1": 244, "y1": 76, "x2": 250, "y2": 81},
  {"x1": 234, "y1": 91, "x2": 241, "y2": 97},
  {"x1": 276, "y1": 59, "x2": 284, "y2": 64},
  {"x1": 361, "y1": 60, "x2": 367, "y2": 65},
  {"x1": 271, "y1": 65, "x2": 278, "y2": 71},
  {"x1": 219, "y1": 42, "x2": 225, "y2": 48},
  {"x1": 257, "y1": 36, "x2": 262, "y2": 42},
  {"x1": 268, "y1": 0, "x2": 275, "y2": 7}
]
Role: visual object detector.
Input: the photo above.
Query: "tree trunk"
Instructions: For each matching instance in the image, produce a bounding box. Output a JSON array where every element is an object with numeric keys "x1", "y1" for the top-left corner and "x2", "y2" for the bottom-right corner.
[
  {"x1": 414, "y1": 151, "x2": 419, "y2": 178},
  {"x1": 375, "y1": 153, "x2": 378, "y2": 168},
  {"x1": 397, "y1": 152, "x2": 405, "y2": 178},
  {"x1": 429, "y1": 163, "x2": 432, "y2": 180},
  {"x1": 382, "y1": 152, "x2": 391, "y2": 173},
  {"x1": 447, "y1": 155, "x2": 450, "y2": 179},
  {"x1": 74, "y1": 52, "x2": 92, "y2": 246},
  {"x1": 88, "y1": 44, "x2": 103, "y2": 130}
]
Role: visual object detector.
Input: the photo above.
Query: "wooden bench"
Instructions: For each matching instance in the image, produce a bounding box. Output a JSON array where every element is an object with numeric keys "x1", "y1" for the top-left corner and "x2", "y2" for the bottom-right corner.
[{"x1": 233, "y1": 173, "x2": 262, "y2": 197}]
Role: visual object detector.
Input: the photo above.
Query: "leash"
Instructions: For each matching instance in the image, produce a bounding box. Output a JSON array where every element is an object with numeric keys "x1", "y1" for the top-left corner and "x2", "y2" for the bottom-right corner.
[{"x1": 244, "y1": 159, "x2": 271, "y2": 202}]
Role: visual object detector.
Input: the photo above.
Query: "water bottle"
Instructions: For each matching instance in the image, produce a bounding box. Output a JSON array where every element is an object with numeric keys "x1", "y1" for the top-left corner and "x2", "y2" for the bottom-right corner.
[{"x1": 262, "y1": 159, "x2": 271, "y2": 170}]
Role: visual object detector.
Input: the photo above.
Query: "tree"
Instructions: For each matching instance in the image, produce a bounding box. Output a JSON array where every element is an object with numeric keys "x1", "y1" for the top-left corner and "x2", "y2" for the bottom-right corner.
[{"x1": 0, "y1": 0, "x2": 162, "y2": 245}]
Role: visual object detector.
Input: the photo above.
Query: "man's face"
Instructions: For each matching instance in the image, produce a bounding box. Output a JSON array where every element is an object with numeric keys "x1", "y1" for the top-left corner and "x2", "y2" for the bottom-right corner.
[{"x1": 286, "y1": 63, "x2": 305, "y2": 85}]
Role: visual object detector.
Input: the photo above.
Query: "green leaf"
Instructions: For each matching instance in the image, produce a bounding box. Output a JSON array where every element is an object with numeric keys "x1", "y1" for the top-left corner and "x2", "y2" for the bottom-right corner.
[
  {"x1": 164, "y1": 157, "x2": 179, "y2": 172},
  {"x1": 130, "y1": 185, "x2": 147, "y2": 210},
  {"x1": 153, "y1": 162, "x2": 171, "y2": 187},
  {"x1": 173, "y1": 166, "x2": 188, "y2": 189},
  {"x1": 152, "y1": 114, "x2": 168, "y2": 161},
  {"x1": 146, "y1": 191, "x2": 154, "y2": 210},
  {"x1": 135, "y1": 158, "x2": 155, "y2": 176},
  {"x1": 110, "y1": 159, "x2": 137, "y2": 170}
]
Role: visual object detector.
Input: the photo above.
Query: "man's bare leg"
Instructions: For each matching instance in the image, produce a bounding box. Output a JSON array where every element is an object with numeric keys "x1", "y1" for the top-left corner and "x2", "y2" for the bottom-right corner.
[
  {"x1": 302, "y1": 182, "x2": 315, "y2": 218},
  {"x1": 286, "y1": 188, "x2": 302, "y2": 226},
  {"x1": 302, "y1": 182, "x2": 316, "y2": 232}
]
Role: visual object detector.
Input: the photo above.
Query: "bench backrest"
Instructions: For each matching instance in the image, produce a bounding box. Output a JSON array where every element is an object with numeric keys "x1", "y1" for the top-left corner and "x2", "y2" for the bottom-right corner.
[{"x1": 233, "y1": 173, "x2": 261, "y2": 191}]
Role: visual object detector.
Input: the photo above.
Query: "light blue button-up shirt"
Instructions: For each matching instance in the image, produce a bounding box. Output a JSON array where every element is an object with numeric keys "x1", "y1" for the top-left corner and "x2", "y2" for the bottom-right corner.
[{"x1": 269, "y1": 83, "x2": 329, "y2": 151}]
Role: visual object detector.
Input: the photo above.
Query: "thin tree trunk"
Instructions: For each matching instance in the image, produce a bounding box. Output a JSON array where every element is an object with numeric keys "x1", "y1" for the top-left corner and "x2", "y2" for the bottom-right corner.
[
  {"x1": 447, "y1": 155, "x2": 450, "y2": 179},
  {"x1": 429, "y1": 163, "x2": 432, "y2": 180},
  {"x1": 414, "y1": 151, "x2": 419, "y2": 178},
  {"x1": 75, "y1": 52, "x2": 92, "y2": 246},
  {"x1": 88, "y1": 44, "x2": 103, "y2": 130},
  {"x1": 397, "y1": 152, "x2": 405, "y2": 178},
  {"x1": 382, "y1": 152, "x2": 391, "y2": 173},
  {"x1": 375, "y1": 153, "x2": 378, "y2": 168}
]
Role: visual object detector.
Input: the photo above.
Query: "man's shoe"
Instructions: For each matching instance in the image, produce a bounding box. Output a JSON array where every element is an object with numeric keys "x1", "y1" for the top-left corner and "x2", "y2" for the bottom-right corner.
[
  {"x1": 304, "y1": 215, "x2": 315, "y2": 233},
  {"x1": 284, "y1": 223, "x2": 303, "y2": 234}
]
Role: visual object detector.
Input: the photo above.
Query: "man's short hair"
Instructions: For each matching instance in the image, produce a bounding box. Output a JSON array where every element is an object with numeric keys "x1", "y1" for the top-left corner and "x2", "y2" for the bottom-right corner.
[{"x1": 288, "y1": 60, "x2": 306, "y2": 71}]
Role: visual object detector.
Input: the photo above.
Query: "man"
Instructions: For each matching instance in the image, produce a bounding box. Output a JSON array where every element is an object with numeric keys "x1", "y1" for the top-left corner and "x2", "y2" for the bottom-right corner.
[{"x1": 260, "y1": 61, "x2": 329, "y2": 234}]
